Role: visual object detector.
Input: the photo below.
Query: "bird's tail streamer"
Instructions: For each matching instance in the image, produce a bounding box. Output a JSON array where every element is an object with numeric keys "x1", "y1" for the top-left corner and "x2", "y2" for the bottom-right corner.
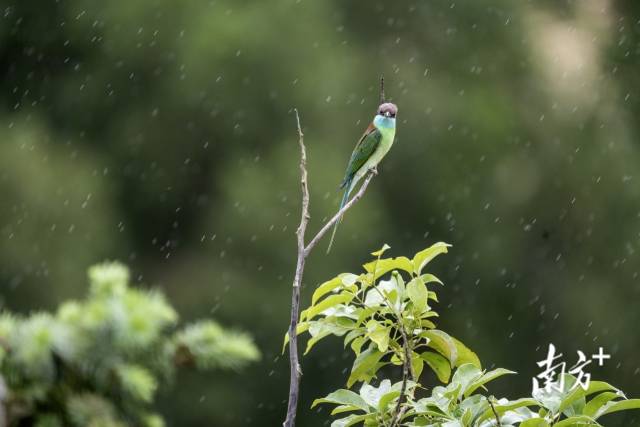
[{"x1": 326, "y1": 178, "x2": 352, "y2": 254}]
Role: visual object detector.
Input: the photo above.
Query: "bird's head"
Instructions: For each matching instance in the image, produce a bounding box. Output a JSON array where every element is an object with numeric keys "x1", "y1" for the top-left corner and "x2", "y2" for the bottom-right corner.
[
  {"x1": 377, "y1": 103, "x2": 398, "y2": 118},
  {"x1": 374, "y1": 103, "x2": 398, "y2": 129}
]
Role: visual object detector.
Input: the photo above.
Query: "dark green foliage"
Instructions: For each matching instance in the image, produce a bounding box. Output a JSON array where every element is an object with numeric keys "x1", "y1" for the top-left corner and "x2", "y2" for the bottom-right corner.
[
  {"x1": 0, "y1": 263, "x2": 260, "y2": 427},
  {"x1": 294, "y1": 244, "x2": 640, "y2": 426}
]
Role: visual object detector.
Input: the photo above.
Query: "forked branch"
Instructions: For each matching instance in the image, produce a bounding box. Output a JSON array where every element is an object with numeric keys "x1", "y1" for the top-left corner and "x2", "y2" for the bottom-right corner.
[
  {"x1": 303, "y1": 170, "x2": 375, "y2": 257},
  {"x1": 284, "y1": 76, "x2": 386, "y2": 426},
  {"x1": 283, "y1": 109, "x2": 377, "y2": 427}
]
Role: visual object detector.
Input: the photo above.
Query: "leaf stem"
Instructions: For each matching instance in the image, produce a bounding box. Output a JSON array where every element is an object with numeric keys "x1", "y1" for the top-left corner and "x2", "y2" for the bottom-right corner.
[
  {"x1": 488, "y1": 396, "x2": 501, "y2": 427},
  {"x1": 389, "y1": 326, "x2": 412, "y2": 427}
]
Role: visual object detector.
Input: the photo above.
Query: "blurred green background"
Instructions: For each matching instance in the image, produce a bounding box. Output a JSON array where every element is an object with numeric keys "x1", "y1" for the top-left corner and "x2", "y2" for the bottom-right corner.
[{"x1": 1, "y1": 0, "x2": 639, "y2": 425}]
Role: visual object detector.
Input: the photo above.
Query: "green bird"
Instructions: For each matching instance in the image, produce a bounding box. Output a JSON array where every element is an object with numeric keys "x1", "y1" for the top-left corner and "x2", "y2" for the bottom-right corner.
[{"x1": 327, "y1": 102, "x2": 398, "y2": 253}]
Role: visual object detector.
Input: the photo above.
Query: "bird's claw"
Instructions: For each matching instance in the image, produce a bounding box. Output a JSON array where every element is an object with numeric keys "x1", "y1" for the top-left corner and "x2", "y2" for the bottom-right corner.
[{"x1": 368, "y1": 166, "x2": 379, "y2": 176}]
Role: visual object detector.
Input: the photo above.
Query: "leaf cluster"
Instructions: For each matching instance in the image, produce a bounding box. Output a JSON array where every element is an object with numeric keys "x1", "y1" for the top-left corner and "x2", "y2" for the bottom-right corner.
[
  {"x1": 289, "y1": 244, "x2": 640, "y2": 427},
  {"x1": 0, "y1": 262, "x2": 260, "y2": 427}
]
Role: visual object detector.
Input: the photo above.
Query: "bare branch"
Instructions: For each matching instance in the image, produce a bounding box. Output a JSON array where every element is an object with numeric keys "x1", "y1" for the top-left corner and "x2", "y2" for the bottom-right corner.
[
  {"x1": 304, "y1": 169, "x2": 376, "y2": 257},
  {"x1": 283, "y1": 109, "x2": 309, "y2": 427},
  {"x1": 0, "y1": 374, "x2": 6, "y2": 427},
  {"x1": 284, "y1": 109, "x2": 378, "y2": 427}
]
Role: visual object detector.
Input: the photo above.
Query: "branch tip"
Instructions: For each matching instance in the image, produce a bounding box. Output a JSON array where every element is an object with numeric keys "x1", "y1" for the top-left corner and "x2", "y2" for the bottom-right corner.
[{"x1": 294, "y1": 108, "x2": 303, "y2": 137}]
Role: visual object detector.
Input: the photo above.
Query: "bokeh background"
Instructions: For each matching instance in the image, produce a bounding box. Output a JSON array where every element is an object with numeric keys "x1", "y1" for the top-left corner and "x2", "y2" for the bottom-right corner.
[{"x1": 1, "y1": 0, "x2": 639, "y2": 425}]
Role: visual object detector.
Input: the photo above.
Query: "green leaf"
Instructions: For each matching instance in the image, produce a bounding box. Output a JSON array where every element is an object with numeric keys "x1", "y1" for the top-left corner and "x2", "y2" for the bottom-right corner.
[
  {"x1": 347, "y1": 348, "x2": 385, "y2": 388},
  {"x1": 557, "y1": 381, "x2": 587, "y2": 415},
  {"x1": 363, "y1": 279, "x2": 401, "y2": 307},
  {"x1": 300, "y1": 293, "x2": 353, "y2": 322},
  {"x1": 412, "y1": 354, "x2": 424, "y2": 379},
  {"x1": 407, "y1": 277, "x2": 429, "y2": 312},
  {"x1": 356, "y1": 307, "x2": 376, "y2": 325},
  {"x1": 350, "y1": 336, "x2": 366, "y2": 355},
  {"x1": 421, "y1": 319, "x2": 437, "y2": 329},
  {"x1": 421, "y1": 351, "x2": 451, "y2": 383},
  {"x1": 303, "y1": 320, "x2": 351, "y2": 355},
  {"x1": 378, "y1": 391, "x2": 401, "y2": 412},
  {"x1": 452, "y1": 337, "x2": 481, "y2": 369},
  {"x1": 412, "y1": 242, "x2": 451, "y2": 275},
  {"x1": 476, "y1": 398, "x2": 540, "y2": 424},
  {"x1": 330, "y1": 414, "x2": 369, "y2": 427},
  {"x1": 520, "y1": 419, "x2": 551, "y2": 427},
  {"x1": 464, "y1": 368, "x2": 516, "y2": 397},
  {"x1": 421, "y1": 273, "x2": 444, "y2": 285},
  {"x1": 311, "y1": 389, "x2": 370, "y2": 411},
  {"x1": 553, "y1": 415, "x2": 599, "y2": 426},
  {"x1": 461, "y1": 407, "x2": 473, "y2": 426},
  {"x1": 343, "y1": 329, "x2": 363, "y2": 348},
  {"x1": 311, "y1": 276, "x2": 342, "y2": 306},
  {"x1": 561, "y1": 391, "x2": 587, "y2": 418},
  {"x1": 331, "y1": 405, "x2": 364, "y2": 415},
  {"x1": 371, "y1": 244, "x2": 391, "y2": 257},
  {"x1": 421, "y1": 329, "x2": 458, "y2": 367},
  {"x1": 366, "y1": 320, "x2": 390, "y2": 353},
  {"x1": 594, "y1": 398, "x2": 640, "y2": 419},
  {"x1": 363, "y1": 257, "x2": 414, "y2": 280},
  {"x1": 360, "y1": 379, "x2": 392, "y2": 408},
  {"x1": 305, "y1": 319, "x2": 355, "y2": 355},
  {"x1": 304, "y1": 327, "x2": 333, "y2": 355},
  {"x1": 584, "y1": 392, "x2": 620, "y2": 417},
  {"x1": 391, "y1": 271, "x2": 406, "y2": 299},
  {"x1": 389, "y1": 352, "x2": 402, "y2": 366},
  {"x1": 558, "y1": 379, "x2": 618, "y2": 415},
  {"x1": 584, "y1": 381, "x2": 619, "y2": 397},
  {"x1": 451, "y1": 363, "x2": 482, "y2": 399}
]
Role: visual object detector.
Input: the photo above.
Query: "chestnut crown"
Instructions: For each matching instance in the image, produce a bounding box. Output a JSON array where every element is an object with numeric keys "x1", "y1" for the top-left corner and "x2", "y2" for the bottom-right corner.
[{"x1": 377, "y1": 102, "x2": 398, "y2": 118}]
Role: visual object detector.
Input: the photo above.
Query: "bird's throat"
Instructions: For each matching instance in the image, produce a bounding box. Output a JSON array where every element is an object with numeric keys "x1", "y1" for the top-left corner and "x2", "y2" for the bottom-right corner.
[{"x1": 374, "y1": 115, "x2": 396, "y2": 130}]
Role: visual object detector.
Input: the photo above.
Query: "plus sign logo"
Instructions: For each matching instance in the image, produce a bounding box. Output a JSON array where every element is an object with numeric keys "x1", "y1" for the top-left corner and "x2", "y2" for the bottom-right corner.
[
  {"x1": 592, "y1": 347, "x2": 611, "y2": 366},
  {"x1": 533, "y1": 345, "x2": 611, "y2": 393}
]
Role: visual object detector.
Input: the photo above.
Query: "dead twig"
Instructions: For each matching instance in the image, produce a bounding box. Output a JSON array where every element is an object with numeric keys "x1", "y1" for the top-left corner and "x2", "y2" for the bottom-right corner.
[
  {"x1": 285, "y1": 76, "x2": 386, "y2": 426},
  {"x1": 283, "y1": 109, "x2": 377, "y2": 427},
  {"x1": 283, "y1": 109, "x2": 309, "y2": 427}
]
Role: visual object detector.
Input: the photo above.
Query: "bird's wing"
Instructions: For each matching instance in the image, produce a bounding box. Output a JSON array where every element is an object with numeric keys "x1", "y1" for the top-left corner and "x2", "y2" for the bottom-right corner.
[{"x1": 339, "y1": 124, "x2": 382, "y2": 188}]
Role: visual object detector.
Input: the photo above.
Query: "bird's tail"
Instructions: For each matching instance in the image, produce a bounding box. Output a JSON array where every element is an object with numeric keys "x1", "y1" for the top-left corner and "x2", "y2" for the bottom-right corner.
[{"x1": 327, "y1": 178, "x2": 352, "y2": 254}]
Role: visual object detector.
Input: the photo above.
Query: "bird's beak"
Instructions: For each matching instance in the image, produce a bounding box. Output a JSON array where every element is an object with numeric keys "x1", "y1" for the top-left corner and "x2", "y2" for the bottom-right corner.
[{"x1": 384, "y1": 111, "x2": 390, "y2": 117}]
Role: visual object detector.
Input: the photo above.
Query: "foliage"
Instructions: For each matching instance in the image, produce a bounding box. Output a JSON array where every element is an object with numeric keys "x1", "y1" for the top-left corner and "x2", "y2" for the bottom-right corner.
[
  {"x1": 0, "y1": 262, "x2": 260, "y2": 427},
  {"x1": 291, "y1": 243, "x2": 640, "y2": 426}
]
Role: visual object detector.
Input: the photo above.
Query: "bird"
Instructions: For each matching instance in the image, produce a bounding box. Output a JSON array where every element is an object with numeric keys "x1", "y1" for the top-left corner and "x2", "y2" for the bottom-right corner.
[{"x1": 326, "y1": 102, "x2": 398, "y2": 253}]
